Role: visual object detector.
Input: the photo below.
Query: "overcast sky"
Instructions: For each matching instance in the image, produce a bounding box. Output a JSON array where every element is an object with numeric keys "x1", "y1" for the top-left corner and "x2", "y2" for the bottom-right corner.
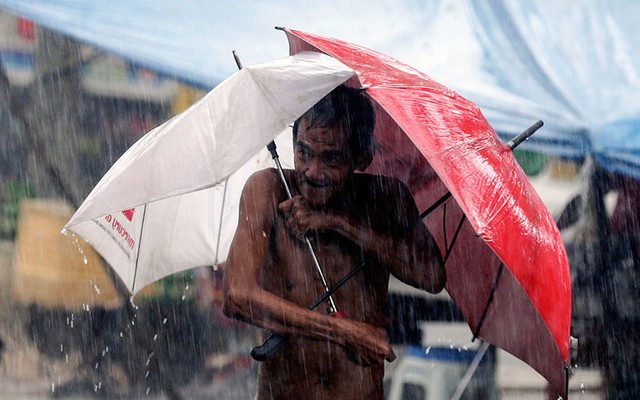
[
  {"x1": 201, "y1": 0, "x2": 482, "y2": 85},
  {"x1": 0, "y1": 0, "x2": 483, "y2": 88}
]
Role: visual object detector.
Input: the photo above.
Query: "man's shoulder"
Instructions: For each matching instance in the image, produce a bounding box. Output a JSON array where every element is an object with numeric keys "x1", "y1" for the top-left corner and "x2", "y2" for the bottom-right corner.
[
  {"x1": 354, "y1": 173, "x2": 408, "y2": 195},
  {"x1": 240, "y1": 168, "x2": 287, "y2": 202},
  {"x1": 245, "y1": 168, "x2": 281, "y2": 189}
]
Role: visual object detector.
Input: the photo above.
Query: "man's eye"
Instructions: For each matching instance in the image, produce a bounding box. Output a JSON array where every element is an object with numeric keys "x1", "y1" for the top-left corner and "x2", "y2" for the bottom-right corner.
[{"x1": 325, "y1": 155, "x2": 343, "y2": 165}]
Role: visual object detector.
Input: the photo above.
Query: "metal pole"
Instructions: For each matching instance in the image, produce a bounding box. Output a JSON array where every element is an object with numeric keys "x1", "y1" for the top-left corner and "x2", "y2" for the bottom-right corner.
[
  {"x1": 233, "y1": 50, "x2": 339, "y2": 315},
  {"x1": 265, "y1": 142, "x2": 339, "y2": 314},
  {"x1": 449, "y1": 341, "x2": 491, "y2": 400}
]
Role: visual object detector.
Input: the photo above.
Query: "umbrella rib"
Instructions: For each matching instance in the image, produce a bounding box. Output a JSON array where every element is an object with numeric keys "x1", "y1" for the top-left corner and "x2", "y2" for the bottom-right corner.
[
  {"x1": 213, "y1": 178, "x2": 229, "y2": 265},
  {"x1": 131, "y1": 203, "x2": 148, "y2": 293},
  {"x1": 473, "y1": 263, "x2": 505, "y2": 342},
  {"x1": 420, "y1": 192, "x2": 452, "y2": 219},
  {"x1": 443, "y1": 203, "x2": 448, "y2": 248},
  {"x1": 444, "y1": 214, "x2": 466, "y2": 264},
  {"x1": 419, "y1": 191, "x2": 464, "y2": 264}
]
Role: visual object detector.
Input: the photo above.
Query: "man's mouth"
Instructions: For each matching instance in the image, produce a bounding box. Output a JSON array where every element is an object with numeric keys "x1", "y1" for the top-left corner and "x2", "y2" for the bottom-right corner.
[{"x1": 304, "y1": 179, "x2": 328, "y2": 188}]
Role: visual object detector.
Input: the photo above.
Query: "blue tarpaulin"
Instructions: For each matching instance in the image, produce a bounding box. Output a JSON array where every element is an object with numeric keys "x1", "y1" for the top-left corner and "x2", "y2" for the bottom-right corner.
[
  {"x1": 460, "y1": 1, "x2": 640, "y2": 179},
  {"x1": 0, "y1": 0, "x2": 638, "y2": 178}
]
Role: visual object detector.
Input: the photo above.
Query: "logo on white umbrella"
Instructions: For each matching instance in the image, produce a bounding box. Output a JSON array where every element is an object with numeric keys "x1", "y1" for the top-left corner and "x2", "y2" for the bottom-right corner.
[{"x1": 122, "y1": 209, "x2": 134, "y2": 221}]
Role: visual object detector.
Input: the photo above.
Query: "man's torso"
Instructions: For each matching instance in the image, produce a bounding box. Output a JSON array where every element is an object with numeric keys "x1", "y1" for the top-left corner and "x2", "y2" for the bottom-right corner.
[{"x1": 255, "y1": 169, "x2": 397, "y2": 399}]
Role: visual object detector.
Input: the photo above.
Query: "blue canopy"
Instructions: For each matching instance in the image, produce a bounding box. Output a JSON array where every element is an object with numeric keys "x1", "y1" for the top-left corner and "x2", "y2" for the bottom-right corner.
[
  {"x1": 1, "y1": 0, "x2": 638, "y2": 178},
  {"x1": 459, "y1": 1, "x2": 640, "y2": 179}
]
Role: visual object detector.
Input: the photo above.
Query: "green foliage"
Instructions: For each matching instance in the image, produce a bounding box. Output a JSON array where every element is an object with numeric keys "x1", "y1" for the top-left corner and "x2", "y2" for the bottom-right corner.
[
  {"x1": 1, "y1": 180, "x2": 34, "y2": 239},
  {"x1": 513, "y1": 149, "x2": 547, "y2": 177},
  {"x1": 156, "y1": 270, "x2": 197, "y2": 301}
]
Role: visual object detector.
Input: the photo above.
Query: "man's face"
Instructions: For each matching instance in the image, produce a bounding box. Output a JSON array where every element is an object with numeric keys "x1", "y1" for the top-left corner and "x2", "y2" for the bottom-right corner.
[{"x1": 294, "y1": 119, "x2": 355, "y2": 208}]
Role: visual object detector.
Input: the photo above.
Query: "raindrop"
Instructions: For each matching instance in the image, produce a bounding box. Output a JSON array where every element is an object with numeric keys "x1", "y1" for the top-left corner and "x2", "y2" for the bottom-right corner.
[
  {"x1": 94, "y1": 285, "x2": 101, "y2": 294},
  {"x1": 51, "y1": 383, "x2": 55, "y2": 393},
  {"x1": 163, "y1": 317, "x2": 168, "y2": 324},
  {"x1": 153, "y1": 334, "x2": 158, "y2": 341},
  {"x1": 146, "y1": 351, "x2": 155, "y2": 366},
  {"x1": 146, "y1": 387, "x2": 151, "y2": 395},
  {"x1": 181, "y1": 294, "x2": 186, "y2": 300},
  {"x1": 425, "y1": 346, "x2": 431, "y2": 354}
]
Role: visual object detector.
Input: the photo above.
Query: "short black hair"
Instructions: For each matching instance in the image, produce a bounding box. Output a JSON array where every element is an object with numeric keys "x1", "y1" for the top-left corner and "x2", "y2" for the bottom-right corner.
[{"x1": 293, "y1": 85, "x2": 375, "y2": 166}]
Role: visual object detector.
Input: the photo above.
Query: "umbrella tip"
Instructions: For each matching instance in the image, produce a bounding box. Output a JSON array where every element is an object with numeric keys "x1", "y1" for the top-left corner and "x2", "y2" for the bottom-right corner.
[
  {"x1": 232, "y1": 50, "x2": 243, "y2": 70},
  {"x1": 506, "y1": 120, "x2": 544, "y2": 150},
  {"x1": 275, "y1": 26, "x2": 285, "y2": 31}
]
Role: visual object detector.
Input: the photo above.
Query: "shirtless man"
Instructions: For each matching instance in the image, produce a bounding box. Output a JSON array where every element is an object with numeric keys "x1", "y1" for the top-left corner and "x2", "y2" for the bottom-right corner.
[{"x1": 223, "y1": 85, "x2": 446, "y2": 400}]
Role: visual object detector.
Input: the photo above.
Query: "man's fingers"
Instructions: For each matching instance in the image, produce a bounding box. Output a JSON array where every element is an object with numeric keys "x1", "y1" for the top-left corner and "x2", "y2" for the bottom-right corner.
[{"x1": 278, "y1": 199, "x2": 293, "y2": 213}]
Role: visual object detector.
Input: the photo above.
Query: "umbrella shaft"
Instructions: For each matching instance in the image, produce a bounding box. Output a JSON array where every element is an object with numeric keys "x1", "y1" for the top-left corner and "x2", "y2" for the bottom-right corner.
[
  {"x1": 272, "y1": 157, "x2": 293, "y2": 198},
  {"x1": 269, "y1": 142, "x2": 339, "y2": 314},
  {"x1": 304, "y1": 237, "x2": 338, "y2": 313}
]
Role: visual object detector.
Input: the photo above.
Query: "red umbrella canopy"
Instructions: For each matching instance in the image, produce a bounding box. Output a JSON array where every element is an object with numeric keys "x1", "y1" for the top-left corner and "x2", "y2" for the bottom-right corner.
[{"x1": 283, "y1": 28, "x2": 571, "y2": 396}]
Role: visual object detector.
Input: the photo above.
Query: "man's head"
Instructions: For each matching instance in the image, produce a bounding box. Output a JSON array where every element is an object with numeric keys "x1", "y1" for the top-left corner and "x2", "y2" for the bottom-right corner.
[{"x1": 292, "y1": 85, "x2": 376, "y2": 207}]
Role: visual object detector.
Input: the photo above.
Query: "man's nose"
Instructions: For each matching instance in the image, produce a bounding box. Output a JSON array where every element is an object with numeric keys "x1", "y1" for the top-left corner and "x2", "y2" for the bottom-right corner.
[{"x1": 304, "y1": 158, "x2": 325, "y2": 182}]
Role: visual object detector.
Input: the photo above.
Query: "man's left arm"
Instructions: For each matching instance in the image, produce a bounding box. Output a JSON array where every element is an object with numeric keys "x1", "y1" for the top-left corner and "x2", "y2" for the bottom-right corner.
[
  {"x1": 281, "y1": 178, "x2": 446, "y2": 293},
  {"x1": 336, "y1": 182, "x2": 445, "y2": 293}
]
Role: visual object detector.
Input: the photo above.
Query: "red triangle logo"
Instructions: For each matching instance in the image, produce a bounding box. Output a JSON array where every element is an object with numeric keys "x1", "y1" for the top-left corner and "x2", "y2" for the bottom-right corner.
[{"x1": 122, "y1": 208, "x2": 135, "y2": 221}]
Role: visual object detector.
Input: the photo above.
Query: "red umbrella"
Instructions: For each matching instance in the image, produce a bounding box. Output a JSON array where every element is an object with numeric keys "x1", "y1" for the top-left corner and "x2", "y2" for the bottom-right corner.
[{"x1": 282, "y1": 28, "x2": 571, "y2": 396}]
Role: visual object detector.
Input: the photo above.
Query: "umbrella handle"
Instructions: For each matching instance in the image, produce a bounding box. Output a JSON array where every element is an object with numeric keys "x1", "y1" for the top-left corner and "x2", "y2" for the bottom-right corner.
[
  {"x1": 250, "y1": 332, "x2": 286, "y2": 361},
  {"x1": 250, "y1": 311, "x2": 346, "y2": 361},
  {"x1": 250, "y1": 263, "x2": 363, "y2": 361}
]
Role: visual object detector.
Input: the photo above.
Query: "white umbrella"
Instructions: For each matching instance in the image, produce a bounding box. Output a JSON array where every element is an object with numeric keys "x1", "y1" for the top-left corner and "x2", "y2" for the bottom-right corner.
[{"x1": 64, "y1": 51, "x2": 354, "y2": 293}]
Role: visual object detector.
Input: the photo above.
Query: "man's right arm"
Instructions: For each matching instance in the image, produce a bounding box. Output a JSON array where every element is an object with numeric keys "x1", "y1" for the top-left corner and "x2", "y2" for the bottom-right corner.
[{"x1": 222, "y1": 169, "x2": 394, "y2": 365}]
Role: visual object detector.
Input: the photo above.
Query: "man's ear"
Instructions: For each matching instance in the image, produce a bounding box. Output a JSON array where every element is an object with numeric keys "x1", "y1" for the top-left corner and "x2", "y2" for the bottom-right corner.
[{"x1": 354, "y1": 149, "x2": 373, "y2": 172}]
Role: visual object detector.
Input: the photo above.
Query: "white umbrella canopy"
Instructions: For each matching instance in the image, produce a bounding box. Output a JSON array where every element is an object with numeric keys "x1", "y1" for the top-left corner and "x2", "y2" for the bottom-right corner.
[{"x1": 64, "y1": 51, "x2": 353, "y2": 293}]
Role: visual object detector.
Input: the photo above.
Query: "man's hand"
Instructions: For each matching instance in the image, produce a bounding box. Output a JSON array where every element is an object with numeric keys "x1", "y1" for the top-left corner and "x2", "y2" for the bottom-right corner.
[
  {"x1": 340, "y1": 319, "x2": 396, "y2": 366},
  {"x1": 279, "y1": 195, "x2": 335, "y2": 241}
]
